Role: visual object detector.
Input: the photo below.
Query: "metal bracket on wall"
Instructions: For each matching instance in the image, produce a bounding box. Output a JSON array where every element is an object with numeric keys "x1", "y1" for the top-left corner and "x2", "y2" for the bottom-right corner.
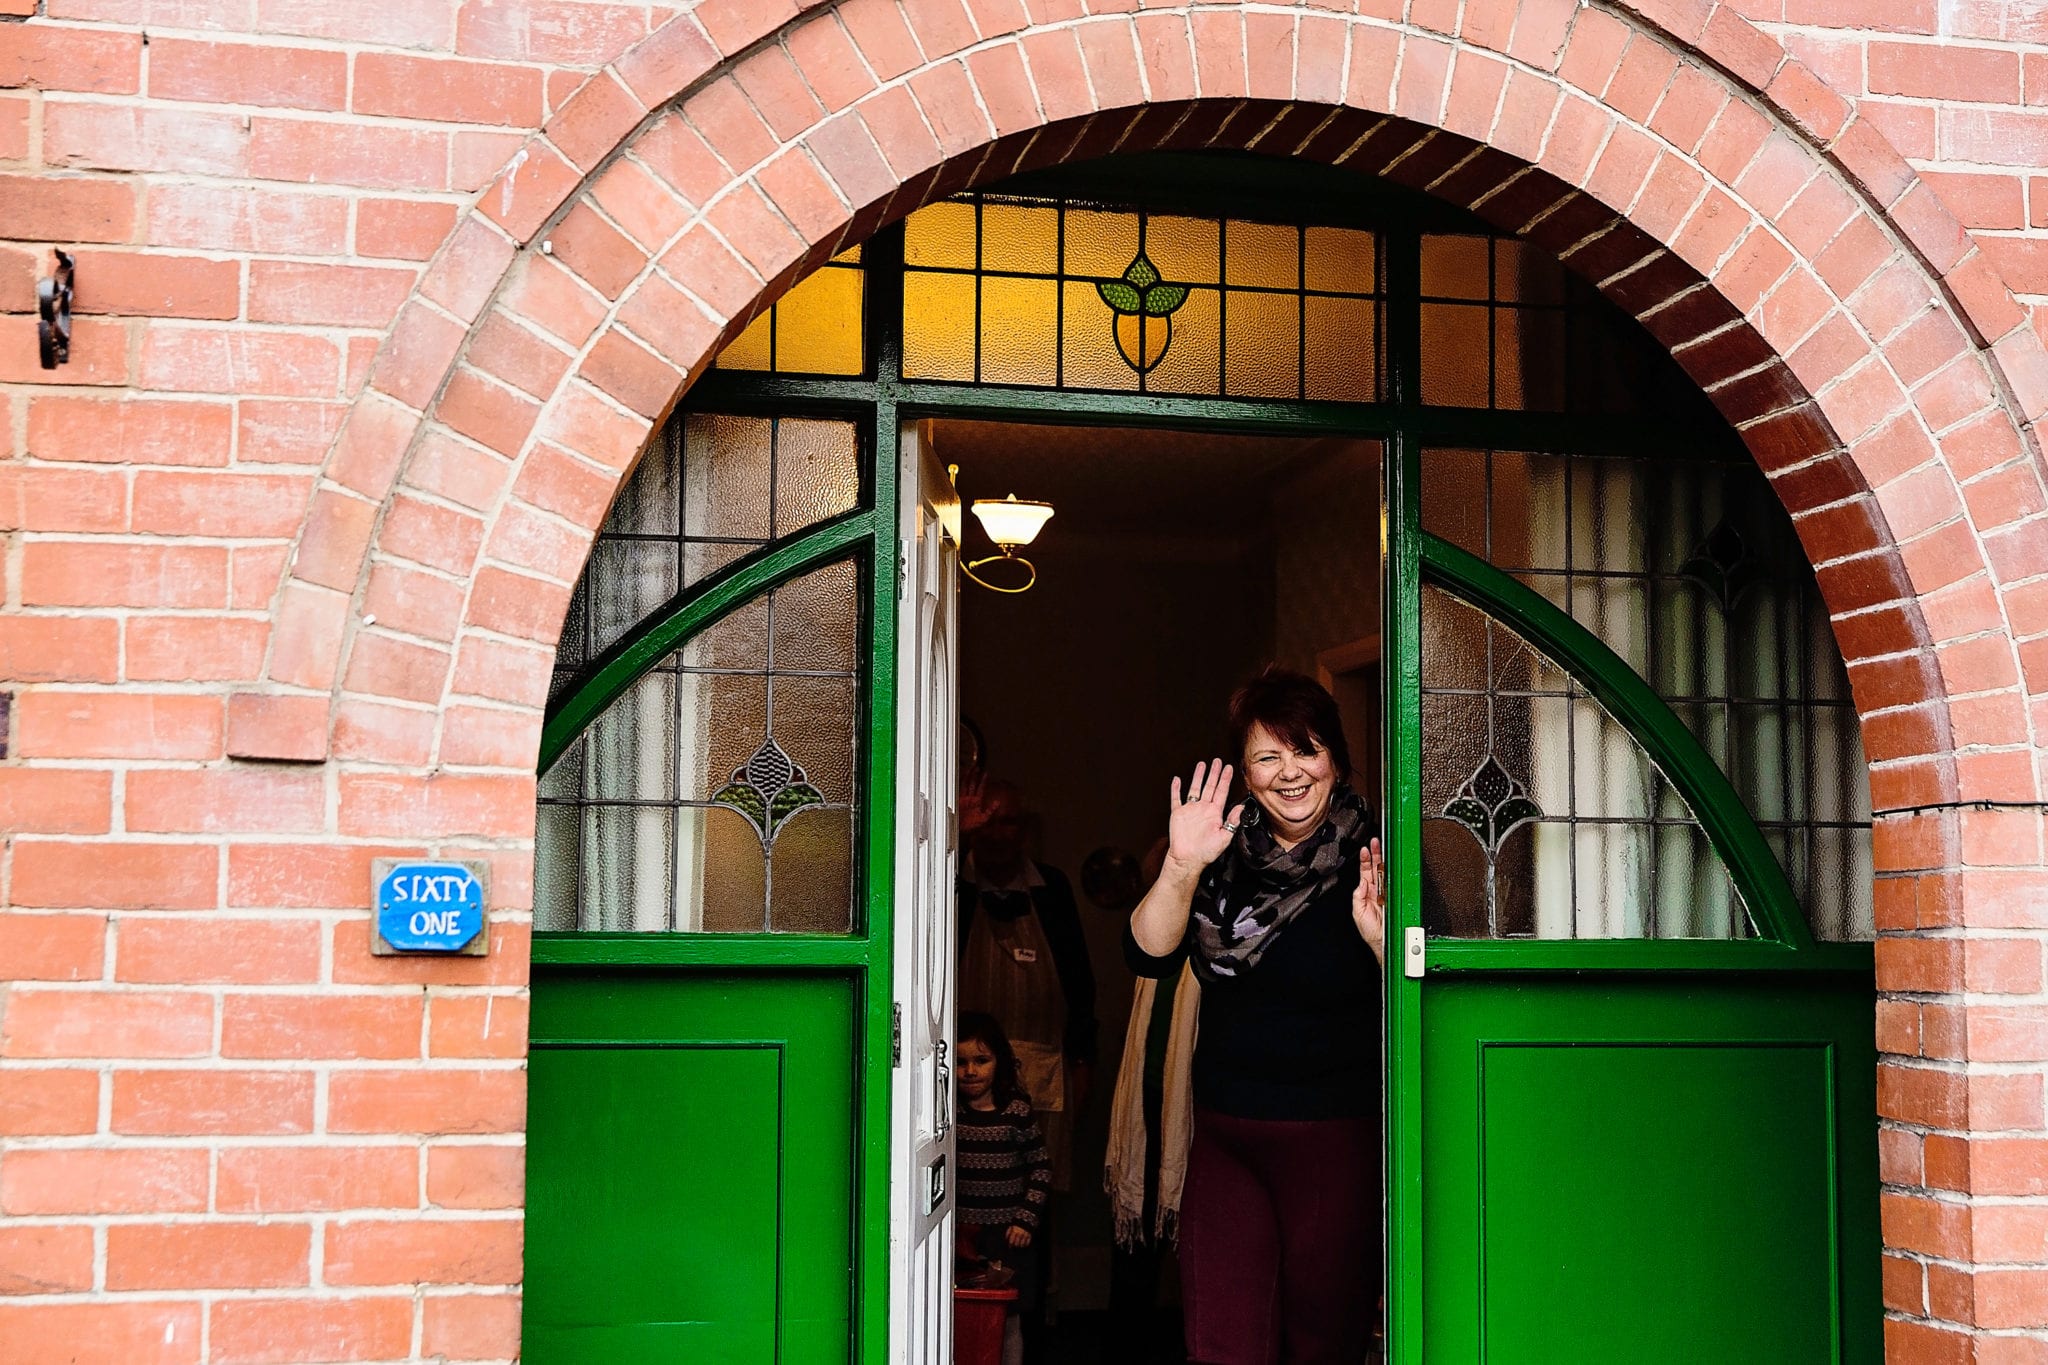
[{"x1": 38, "y1": 250, "x2": 74, "y2": 370}]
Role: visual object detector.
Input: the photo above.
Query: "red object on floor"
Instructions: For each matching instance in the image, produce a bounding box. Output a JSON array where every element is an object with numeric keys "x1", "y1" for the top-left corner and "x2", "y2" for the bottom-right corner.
[{"x1": 954, "y1": 1286, "x2": 1019, "y2": 1365}]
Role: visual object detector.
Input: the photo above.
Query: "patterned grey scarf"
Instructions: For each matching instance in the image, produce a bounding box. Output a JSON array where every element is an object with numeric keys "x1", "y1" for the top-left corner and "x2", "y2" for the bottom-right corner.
[{"x1": 1189, "y1": 784, "x2": 1370, "y2": 982}]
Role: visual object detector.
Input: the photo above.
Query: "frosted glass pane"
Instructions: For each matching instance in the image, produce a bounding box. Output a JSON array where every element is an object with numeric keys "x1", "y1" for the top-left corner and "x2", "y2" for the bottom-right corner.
[
  {"x1": 770, "y1": 559, "x2": 859, "y2": 673},
  {"x1": 677, "y1": 595, "x2": 767, "y2": 671},
  {"x1": 692, "y1": 804, "x2": 766, "y2": 932},
  {"x1": 583, "y1": 672, "x2": 677, "y2": 802},
  {"x1": 583, "y1": 805, "x2": 674, "y2": 931},
  {"x1": 772, "y1": 417, "x2": 859, "y2": 536},
  {"x1": 771, "y1": 807, "x2": 855, "y2": 933},
  {"x1": 534, "y1": 804, "x2": 581, "y2": 932},
  {"x1": 772, "y1": 674, "x2": 857, "y2": 803},
  {"x1": 684, "y1": 673, "x2": 768, "y2": 800},
  {"x1": 683, "y1": 413, "x2": 772, "y2": 540}
]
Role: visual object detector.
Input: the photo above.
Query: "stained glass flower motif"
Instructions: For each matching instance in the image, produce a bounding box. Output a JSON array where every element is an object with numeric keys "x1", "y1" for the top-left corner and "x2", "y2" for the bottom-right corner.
[
  {"x1": 1097, "y1": 250, "x2": 1189, "y2": 373},
  {"x1": 713, "y1": 735, "x2": 825, "y2": 846},
  {"x1": 1680, "y1": 517, "x2": 1763, "y2": 613},
  {"x1": 1444, "y1": 754, "x2": 1543, "y2": 856}
]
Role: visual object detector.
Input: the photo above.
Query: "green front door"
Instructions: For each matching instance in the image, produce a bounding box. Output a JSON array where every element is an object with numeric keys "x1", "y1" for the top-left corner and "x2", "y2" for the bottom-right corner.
[
  {"x1": 525, "y1": 401, "x2": 899, "y2": 1363},
  {"x1": 525, "y1": 153, "x2": 1883, "y2": 1363},
  {"x1": 1383, "y1": 442, "x2": 1881, "y2": 1362},
  {"x1": 525, "y1": 972, "x2": 855, "y2": 1360}
]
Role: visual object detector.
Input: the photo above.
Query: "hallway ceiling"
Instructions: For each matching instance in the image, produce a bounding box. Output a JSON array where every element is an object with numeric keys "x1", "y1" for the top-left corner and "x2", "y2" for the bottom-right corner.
[{"x1": 931, "y1": 419, "x2": 1380, "y2": 539}]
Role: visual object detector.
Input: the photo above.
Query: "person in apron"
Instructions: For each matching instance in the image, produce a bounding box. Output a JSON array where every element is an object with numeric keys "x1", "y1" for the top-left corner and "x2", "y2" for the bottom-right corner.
[{"x1": 958, "y1": 776, "x2": 1099, "y2": 1358}]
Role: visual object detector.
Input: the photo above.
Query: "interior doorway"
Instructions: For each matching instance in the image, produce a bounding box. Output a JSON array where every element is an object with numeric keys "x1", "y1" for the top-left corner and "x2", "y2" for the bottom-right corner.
[{"x1": 941, "y1": 420, "x2": 1384, "y2": 1359}]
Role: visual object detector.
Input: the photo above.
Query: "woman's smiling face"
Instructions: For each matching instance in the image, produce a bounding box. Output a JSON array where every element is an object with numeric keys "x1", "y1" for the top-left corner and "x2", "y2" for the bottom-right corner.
[{"x1": 1242, "y1": 720, "x2": 1338, "y2": 846}]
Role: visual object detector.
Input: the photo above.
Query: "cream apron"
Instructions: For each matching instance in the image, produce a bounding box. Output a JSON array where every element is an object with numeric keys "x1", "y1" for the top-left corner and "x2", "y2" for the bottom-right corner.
[{"x1": 961, "y1": 890, "x2": 1074, "y2": 1190}]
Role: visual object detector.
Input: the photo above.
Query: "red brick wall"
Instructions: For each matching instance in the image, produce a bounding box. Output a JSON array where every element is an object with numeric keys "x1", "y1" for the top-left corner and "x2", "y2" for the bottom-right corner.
[{"x1": 3, "y1": 2, "x2": 2046, "y2": 1361}]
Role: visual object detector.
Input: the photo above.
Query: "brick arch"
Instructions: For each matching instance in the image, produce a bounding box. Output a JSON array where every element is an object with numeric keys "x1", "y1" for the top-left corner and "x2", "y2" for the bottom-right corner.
[
  {"x1": 231, "y1": 0, "x2": 2048, "y2": 822},
  {"x1": 195, "y1": 7, "x2": 2048, "y2": 1356}
]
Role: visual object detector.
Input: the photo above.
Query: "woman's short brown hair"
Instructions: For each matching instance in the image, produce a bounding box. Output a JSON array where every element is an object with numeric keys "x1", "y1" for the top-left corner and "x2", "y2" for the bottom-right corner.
[{"x1": 1227, "y1": 667, "x2": 1352, "y2": 782}]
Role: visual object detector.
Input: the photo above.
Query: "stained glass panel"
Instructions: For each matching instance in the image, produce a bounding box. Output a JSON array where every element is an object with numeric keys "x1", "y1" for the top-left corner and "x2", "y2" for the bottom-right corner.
[
  {"x1": 1420, "y1": 583, "x2": 1750, "y2": 940},
  {"x1": 900, "y1": 193, "x2": 1383, "y2": 400},
  {"x1": 1423, "y1": 446, "x2": 1874, "y2": 941},
  {"x1": 537, "y1": 555, "x2": 864, "y2": 934},
  {"x1": 552, "y1": 412, "x2": 859, "y2": 695}
]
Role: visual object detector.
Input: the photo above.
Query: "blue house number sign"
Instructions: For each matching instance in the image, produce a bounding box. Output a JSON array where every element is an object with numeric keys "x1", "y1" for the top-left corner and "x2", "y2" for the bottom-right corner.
[{"x1": 371, "y1": 859, "x2": 489, "y2": 957}]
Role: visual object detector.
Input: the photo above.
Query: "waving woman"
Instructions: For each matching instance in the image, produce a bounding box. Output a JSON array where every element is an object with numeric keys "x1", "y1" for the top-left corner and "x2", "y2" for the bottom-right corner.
[{"x1": 1125, "y1": 668, "x2": 1385, "y2": 1365}]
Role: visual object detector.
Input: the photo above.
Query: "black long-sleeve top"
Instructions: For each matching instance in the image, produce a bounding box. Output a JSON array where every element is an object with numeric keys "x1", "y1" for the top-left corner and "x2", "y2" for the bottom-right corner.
[{"x1": 1123, "y1": 859, "x2": 1381, "y2": 1121}]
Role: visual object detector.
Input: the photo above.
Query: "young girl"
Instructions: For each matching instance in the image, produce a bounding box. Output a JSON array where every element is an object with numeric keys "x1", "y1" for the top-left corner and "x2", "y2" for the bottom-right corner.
[{"x1": 955, "y1": 1011, "x2": 1052, "y2": 1365}]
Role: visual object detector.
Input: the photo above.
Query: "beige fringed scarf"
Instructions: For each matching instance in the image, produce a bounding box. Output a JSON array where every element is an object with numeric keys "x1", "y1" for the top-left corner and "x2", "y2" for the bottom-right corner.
[{"x1": 1105, "y1": 959, "x2": 1200, "y2": 1249}]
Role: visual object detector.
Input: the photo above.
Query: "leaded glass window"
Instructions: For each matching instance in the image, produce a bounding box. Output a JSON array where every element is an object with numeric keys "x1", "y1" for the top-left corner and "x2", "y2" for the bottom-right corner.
[
  {"x1": 538, "y1": 412, "x2": 864, "y2": 933},
  {"x1": 1422, "y1": 447, "x2": 1874, "y2": 941},
  {"x1": 1421, "y1": 584, "x2": 1746, "y2": 939},
  {"x1": 901, "y1": 195, "x2": 1383, "y2": 400}
]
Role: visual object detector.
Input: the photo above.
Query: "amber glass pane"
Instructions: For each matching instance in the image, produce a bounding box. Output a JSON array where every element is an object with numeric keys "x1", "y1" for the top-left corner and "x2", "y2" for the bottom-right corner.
[
  {"x1": 1305, "y1": 294, "x2": 1375, "y2": 401},
  {"x1": 1304, "y1": 226, "x2": 1376, "y2": 293},
  {"x1": 906, "y1": 199, "x2": 976, "y2": 268},
  {"x1": 1421, "y1": 233, "x2": 1490, "y2": 299},
  {"x1": 979, "y1": 275, "x2": 1059, "y2": 386},
  {"x1": 1146, "y1": 214, "x2": 1220, "y2": 284},
  {"x1": 717, "y1": 310, "x2": 772, "y2": 370},
  {"x1": 1225, "y1": 291, "x2": 1299, "y2": 398},
  {"x1": 712, "y1": 260, "x2": 864, "y2": 375},
  {"x1": 982, "y1": 201, "x2": 1058, "y2": 273},
  {"x1": 1420, "y1": 304, "x2": 1490, "y2": 407},
  {"x1": 774, "y1": 265, "x2": 863, "y2": 375},
  {"x1": 1059, "y1": 279, "x2": 1140, "y2": 392},
  {"x1": 899, "y1": 194, "x2": 1378, "y2": 398},
  {"x1": 1225, "y1": 219, "x2": 1298, "y2": 288},
  {"x1": 903, "y1": 270, "x2": 976, "y2": 380},
  {"x1": 1062, "y1": 207, "x2": 1139, "y2": 278},
  {"x1": 1144, "y1": 287, "x2": 1221, "y2": 394}
]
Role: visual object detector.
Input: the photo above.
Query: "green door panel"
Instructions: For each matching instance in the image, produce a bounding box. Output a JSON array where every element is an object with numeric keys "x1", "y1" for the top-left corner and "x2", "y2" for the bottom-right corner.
[
  {"x1": 524, "y1": 970, "x2": 856, "y2": 1364},
  {"x1": 1419, "y1": 976, "x2": 1879, "y2": 1364}
]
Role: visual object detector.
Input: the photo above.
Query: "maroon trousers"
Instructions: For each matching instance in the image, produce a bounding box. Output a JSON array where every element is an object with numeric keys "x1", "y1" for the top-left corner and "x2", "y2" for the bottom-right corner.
[{"x1": 1178, "y1": 1107, "x2": 1382, "y2": 1365}]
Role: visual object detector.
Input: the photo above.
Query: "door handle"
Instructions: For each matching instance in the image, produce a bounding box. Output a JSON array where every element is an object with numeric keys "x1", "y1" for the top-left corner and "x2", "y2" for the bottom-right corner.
[{"x1": 933, "y1": 1038, "x2": 951, "y2": 1137}]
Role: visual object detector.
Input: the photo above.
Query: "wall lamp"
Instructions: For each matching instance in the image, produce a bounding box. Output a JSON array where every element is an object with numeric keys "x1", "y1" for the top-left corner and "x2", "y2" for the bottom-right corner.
[{"x1": 951, "y1": 466, "x2": 1054, "y2": 594}]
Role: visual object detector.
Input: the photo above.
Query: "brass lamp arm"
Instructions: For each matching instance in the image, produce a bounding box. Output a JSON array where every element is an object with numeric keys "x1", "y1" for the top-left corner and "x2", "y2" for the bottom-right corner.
[{"x1": 961, "y1": 548, "x2": 1037, "y2": 594}]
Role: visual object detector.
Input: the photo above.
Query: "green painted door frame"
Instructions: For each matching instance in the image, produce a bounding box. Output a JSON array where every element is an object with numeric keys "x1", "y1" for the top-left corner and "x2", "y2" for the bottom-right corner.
[{"x1": 531, "y1": 160, "x2": 1878, "y2": 1362}]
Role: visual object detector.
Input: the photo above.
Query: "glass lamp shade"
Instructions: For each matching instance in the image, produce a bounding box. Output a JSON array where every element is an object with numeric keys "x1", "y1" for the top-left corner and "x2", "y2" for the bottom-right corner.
[{"x1": 969, "y1": 494, "x2": 1055, "y2": 548}]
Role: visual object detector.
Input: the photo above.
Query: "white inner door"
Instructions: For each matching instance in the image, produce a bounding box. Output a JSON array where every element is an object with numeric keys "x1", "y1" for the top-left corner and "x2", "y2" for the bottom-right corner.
[{"x1": 890, "y1": 420, "x2": 961, "y2": 1365}]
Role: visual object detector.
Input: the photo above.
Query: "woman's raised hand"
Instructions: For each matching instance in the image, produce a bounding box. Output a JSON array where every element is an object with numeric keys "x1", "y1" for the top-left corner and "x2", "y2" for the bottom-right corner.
[
  {"x1": 1352, "y1": 837, "x2": 1387, "y2": 965},
  {"x1": 1167, "y1": 759, "x2": 1245, "y2": 871}
]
